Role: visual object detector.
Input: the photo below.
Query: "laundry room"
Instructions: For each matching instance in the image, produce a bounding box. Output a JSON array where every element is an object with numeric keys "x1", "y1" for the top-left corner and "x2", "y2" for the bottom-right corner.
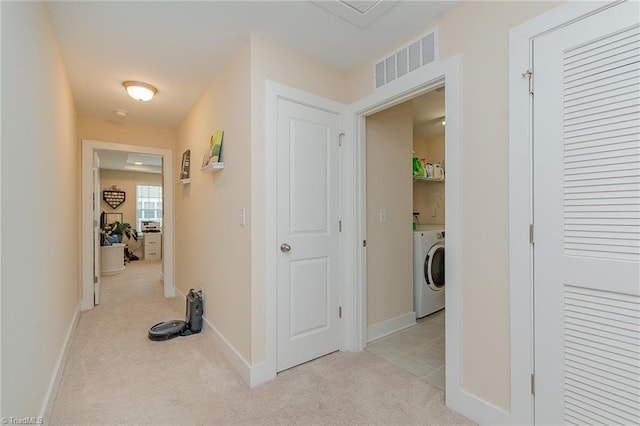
[{"x1": 365, "y1": 86, "x2": 446, "y2": 390}]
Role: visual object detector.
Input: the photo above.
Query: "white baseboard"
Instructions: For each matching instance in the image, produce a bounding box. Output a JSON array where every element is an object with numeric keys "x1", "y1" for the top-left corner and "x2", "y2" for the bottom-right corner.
[
  {"x1": 40, "y1": 304, "x2": 80, "y2": 421},
  {"x1": 200, "y1": 314, "x2": 252, "y2": 385},
  {"x1": 366, "y1": 312, "x2": 416, "y2": 343},
  {"x1": 175, "y1": 288, "x2": 254, "y2": 387},
  {"x1": 447, "y1": 388, "x2": 513, "y2": 425}
]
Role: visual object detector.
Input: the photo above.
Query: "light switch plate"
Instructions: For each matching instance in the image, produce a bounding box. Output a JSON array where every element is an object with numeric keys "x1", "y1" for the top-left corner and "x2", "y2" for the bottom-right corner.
[{"x1": 379, "y1": 208, "x2": 387, "y2": 223}]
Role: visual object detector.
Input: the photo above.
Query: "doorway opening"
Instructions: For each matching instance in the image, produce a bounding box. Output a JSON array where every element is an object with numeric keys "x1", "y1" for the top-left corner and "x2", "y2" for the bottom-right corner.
[
  {"x1": 349, "y1": 55, "x2": 461, "y2": 407},
  {"x1": 81, "y1": 139, "x2": 174, "y2": 311},
  {"x1": 363, "y1": 85, "x2": 447, "y2": 390},
  {"x1": 97, "y1": 151, "x2": 164, "y2": 285}
]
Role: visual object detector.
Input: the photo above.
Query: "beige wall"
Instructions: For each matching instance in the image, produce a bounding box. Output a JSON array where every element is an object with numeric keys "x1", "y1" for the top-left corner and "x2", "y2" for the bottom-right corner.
[
  {"x1": 346, "y1": 0, "x2": 562, "y2": 409},
  {"x1": 175, "y1": 43, "x2": 253, "y2": 361},
  {"x1": 1, "y1": 1, "x2": 79, "y2": 417},
  {"x1": 248, "y1": 35, "x2": 349, "y2": 362},
  {"x1": 366, "y1": 101, "x2": 414, "y2": 326},
  {"x1": 413, "y1": 133, "x2": 445, "y2": 225},
  {"x1": 77, "y1": 116, "x2": 176, "y2": 150},
  {"x1": 0, "y1": 1, "x2": 564, "y2": 416},
  {"x1": 100, "y1": 169, "x2": 162, "y2": 256}
]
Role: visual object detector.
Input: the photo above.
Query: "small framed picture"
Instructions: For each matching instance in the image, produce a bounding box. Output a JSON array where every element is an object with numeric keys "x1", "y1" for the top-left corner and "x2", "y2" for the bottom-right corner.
[
  {"x1": 105, "y1": 212, "x2": 123, "y2": 224},
  {"x1": 202, "y1": 130, "x2": 224, "y2": 167},
  {"x1": 180, "y1": 150, "x2": 191, "y2": 179}
]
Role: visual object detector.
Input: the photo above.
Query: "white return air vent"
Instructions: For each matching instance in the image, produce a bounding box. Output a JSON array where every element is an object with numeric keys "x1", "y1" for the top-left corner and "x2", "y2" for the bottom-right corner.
[{"x1": 374, "y1": 27, "x2": 438, "y2": 90}]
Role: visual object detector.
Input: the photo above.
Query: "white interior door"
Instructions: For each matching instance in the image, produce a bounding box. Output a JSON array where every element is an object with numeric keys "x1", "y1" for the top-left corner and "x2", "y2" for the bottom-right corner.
[
  {"x1": 276, "y1": 97, "x2": 341, "y2": 372},
  {"x1": 533, "y1": 2, "x2": 640, "y2": 424},
  {"x1": 93, "y1": 151, "x2": 101, "y2": 305}
]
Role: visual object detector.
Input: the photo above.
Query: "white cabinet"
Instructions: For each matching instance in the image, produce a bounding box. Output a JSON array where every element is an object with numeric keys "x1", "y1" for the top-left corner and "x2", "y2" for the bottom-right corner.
[
  {"x1": 144, "y1": 232, "x2": 162, "y2": 260},
  {"x1": 101, "y1": 243, "x2": 126, "y2": 274}
]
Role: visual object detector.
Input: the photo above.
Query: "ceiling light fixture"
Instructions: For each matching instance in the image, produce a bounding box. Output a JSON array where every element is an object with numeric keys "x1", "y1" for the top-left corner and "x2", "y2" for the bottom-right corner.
[
  {"x1": 133, "y1": 161, "x2": 143, "y2": 165},
  {"x1": 123, "y1": 81, "x2": 157, "y2": 102}
]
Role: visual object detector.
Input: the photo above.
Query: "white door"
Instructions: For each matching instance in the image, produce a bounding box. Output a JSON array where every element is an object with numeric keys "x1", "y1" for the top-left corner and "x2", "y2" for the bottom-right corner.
[
  {"x1": 533, "y1": 2, "x2": 640, "y2": 424},
  {"x1": 276, "y1": 98, "x2": 341, "y2": 371},
  {"x1": 93, "y1": 151, "x2": 101, "y2": 305}
]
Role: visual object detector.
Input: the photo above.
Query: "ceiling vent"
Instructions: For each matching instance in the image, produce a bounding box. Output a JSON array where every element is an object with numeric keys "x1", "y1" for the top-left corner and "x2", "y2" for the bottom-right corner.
[
  {"x1": 374, "y1": 27, "x2": 438, "y2": 90},
  {"x1": 310, "y1": 1, "x2": 398, "y2": 28}
]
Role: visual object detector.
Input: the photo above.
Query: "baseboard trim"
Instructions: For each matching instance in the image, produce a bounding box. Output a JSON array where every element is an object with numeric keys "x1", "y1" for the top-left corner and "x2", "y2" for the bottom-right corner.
[
  {"x1": 366, "y1": 312, "x2": 416, "y2": 343},
  {"x1": 39, "y1": 304, "x2": 80, "y2": 421},
  {"x1": 447, "y1": 388, "x2": 513, "y2": 425},
  {"x1": 200, "y1": 314, "x2": 252, "y2": 386},
  {"x1": 175, "y1": 288, "x2": 253, "y2": 387}
]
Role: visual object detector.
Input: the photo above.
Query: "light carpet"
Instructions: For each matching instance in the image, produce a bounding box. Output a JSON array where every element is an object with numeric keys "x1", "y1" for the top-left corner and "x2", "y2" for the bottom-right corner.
[{"x1": 50, "y1": 261, "x2": 474, "y2": 425}]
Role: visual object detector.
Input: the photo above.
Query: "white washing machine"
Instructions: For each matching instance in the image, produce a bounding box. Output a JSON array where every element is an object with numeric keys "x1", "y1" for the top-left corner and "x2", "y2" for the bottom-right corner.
[{"x1": 413, "y1": 225, "x2": 445, "y2": 318}]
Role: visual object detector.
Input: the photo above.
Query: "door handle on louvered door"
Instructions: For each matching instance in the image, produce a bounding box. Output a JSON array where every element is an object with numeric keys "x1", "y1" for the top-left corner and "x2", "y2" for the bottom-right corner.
[{"x1": 280, "y1": 243, "x2": 291, "y2": 253}]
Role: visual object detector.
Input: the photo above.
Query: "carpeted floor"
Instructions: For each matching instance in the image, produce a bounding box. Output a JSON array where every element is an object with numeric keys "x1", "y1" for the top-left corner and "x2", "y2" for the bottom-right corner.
[{"x1": 50, "y1": 261, "x2": 474, "y2": 425}]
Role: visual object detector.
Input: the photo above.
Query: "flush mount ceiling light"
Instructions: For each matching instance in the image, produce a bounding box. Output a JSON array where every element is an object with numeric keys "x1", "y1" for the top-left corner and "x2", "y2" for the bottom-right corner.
[{"x1": 123, "y1": 81, "x2": 157, "y2": 102}]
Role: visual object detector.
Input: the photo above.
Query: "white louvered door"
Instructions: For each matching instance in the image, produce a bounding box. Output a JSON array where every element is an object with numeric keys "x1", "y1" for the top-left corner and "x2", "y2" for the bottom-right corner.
[{"x1": 533, "y1": 1, "x2": 640, "y2": 424}]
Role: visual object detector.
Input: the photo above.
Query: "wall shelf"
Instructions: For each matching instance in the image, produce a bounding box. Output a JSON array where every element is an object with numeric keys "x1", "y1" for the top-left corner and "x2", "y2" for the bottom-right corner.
[
  {"x1": 413, "y1": 175, "x2": 444, "y2": 183},
  {"x1": 179, "y1": 178, "x2": 191, "y2": 185},
  {"x1": 200, "y1": 162, "x2": 224, "y2": 173}
]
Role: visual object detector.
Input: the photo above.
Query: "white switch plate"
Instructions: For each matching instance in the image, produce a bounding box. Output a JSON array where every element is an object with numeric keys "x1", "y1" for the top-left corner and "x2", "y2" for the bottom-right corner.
[
  {"x1": 379, "y1": 208, "x2": 387, "y2": 223},
  {"x1": 240, "y1": 208, "x2": 246, "y2": 226}
]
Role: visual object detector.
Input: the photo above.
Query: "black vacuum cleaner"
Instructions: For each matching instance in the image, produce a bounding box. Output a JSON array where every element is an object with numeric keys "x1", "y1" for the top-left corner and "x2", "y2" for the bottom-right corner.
[{"x1": 148, "y1": 289, "x2": 203, "y2": 341}]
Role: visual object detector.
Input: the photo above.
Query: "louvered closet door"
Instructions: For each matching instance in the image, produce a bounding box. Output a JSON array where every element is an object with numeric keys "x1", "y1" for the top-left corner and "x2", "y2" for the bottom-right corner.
[{"x1": 533, "y1": 2, "x2": 640, "y2": 424}]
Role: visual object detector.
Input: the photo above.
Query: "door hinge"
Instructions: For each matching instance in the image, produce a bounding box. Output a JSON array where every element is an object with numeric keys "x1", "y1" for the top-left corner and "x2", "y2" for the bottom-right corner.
[
  {"x1": 522, "y1": 69, "x2": 533, "y2": 95},
  {"x1": 531, "y1": 373, "x2": 535, "y2": 395},
  {"x1": 93, "y1": 276, "x2": 98, "y2": 284},
  {"x1": 339, "y1": 220, "x2": 342, "y2": 232},
  {"x1": 363, "y1": 240, "x2": 367, "y2": 247},
  {"x1": 338, "y1": 132, "x2": 345, "y2": 146},
  {"x1": 339, "y1": 306, "x2": 343, "y2": 318},
  {"x1": 529, "y1": 224, "x2": 535, "y2": 245}
]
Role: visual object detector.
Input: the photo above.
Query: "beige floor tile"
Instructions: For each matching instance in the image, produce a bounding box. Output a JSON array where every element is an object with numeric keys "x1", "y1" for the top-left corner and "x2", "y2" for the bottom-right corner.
[
  {"x1": 389, "y1": 354, "x2": 437, "y2": 378},
  {"x1": 401, "y1": 325, "x2": 443, "y2": 343},
  {"x1": 405, "y1": 344, "x2": 445, "y2": 370},
  {"x1": 430, "y1": 335, "x2": 446, "y2": 350},
  {"x1": 366, "y1": 311, "x2": 446, "y2": 390},
  {"x1": 366, "y1": 341, "x2": 403, "y2": 361},
  {"x1": 424, "y1": 369, "x2": 446, "y2": 390},
  {"x1": 377, "y1": 333, "x2": 422, "y2": 354}
]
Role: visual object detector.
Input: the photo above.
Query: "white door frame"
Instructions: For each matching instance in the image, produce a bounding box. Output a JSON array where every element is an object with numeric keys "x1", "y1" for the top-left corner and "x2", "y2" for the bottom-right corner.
[
  {"x1": 260, "y1": 57, "x2": 464, "y2": 401},
  {"x1": 348, "y1": 55, "x2": 465, "y2": 414},
  {"x1": 81, "y1": 139, "x2": 175, "y2": 311},
  {"x1": 509, "y1": 1, "x2": 618, "y2": 423}
]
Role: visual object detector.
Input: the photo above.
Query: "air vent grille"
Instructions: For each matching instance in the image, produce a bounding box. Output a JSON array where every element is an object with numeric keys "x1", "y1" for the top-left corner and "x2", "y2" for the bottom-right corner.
[{"x1": 374, "y1": 28, "x2": 438, "y2": 90}]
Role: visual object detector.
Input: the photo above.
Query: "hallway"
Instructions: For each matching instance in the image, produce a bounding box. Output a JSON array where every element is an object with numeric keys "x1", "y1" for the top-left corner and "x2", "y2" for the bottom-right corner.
[{"x1": 50, "y1": 261, "x2": 472, "y2": 425}]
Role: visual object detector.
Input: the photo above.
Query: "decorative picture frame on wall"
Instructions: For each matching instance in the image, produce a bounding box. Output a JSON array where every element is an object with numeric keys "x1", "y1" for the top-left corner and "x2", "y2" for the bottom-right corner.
[
  {"x1": 201, "y1": 130, "x2": 224, "y2": 167},
  {"x1": 105, "y1": 212, "x2": 123, "y2": 224},
  {"x1": 103, "y1": 189, "x2": 126, "y2": 209},
  {"x1": 180, "y1": 149, "x2": 191, "y2": 180}
]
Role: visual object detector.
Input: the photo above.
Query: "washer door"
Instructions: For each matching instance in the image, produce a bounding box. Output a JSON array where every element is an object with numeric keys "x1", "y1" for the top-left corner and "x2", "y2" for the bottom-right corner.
[{"x1": 424, "y1": 244, "x2": 445, "y2": 290}]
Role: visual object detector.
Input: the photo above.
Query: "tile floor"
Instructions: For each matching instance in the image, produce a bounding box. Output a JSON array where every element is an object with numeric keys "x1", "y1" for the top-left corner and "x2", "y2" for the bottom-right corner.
[{"x1": 366, "y1": 309, "x2": 445, "y2": 390}]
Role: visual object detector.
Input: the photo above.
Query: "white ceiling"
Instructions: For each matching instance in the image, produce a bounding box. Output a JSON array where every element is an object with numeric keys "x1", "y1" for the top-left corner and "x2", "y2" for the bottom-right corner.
[
  {"x1": 413, "y1": 87, "x2": 445, "y2": 139},
  {"x1": 46, "y1": 1, "x2": 459, "y2": 129},
  {"x1": 98, "y1": 151, "x2": 163, "y2": 174}
]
